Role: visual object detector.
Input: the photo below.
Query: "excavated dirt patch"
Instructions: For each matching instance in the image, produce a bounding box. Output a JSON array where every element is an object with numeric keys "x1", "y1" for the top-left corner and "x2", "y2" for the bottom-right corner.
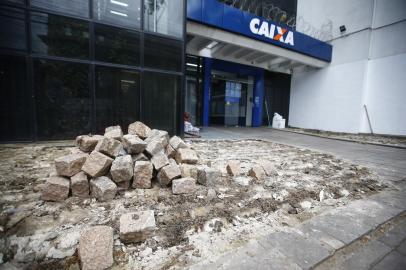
[{"x1": 0, "y1": 139, "x2": 386, "y2": 269}]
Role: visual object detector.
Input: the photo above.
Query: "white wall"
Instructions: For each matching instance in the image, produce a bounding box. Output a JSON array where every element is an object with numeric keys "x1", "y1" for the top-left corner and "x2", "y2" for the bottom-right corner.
[
  {"x1": 290, "y1": 60, "x2": 367, "y2": 133},
  {"x1": 296, "y1": 0, "x2": 373, "y2": 40},
  {"x1": 290, "y1": 0, "x2": 406, "y2": 135}
]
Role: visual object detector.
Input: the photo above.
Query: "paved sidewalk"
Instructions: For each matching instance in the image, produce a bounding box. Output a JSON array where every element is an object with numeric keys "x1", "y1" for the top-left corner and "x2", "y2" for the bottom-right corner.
[
  {"x1": 188, "y1": 190, "x2": 406, "y2": 270},
  {"x1": 187, "y1": 127, "x2": 406, "y2": 269}
]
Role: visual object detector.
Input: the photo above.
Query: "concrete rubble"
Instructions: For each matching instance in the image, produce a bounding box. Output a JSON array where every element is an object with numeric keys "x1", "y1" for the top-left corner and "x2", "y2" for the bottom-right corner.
[
  {"x1": 197, "y1": 166, "x2": 221, "y2": 186},
  {"x1": 41, "y1": 176, "x2": 70, "y2": 202},
  {"x1": 248, "y1": 164, "x2": 266, "y2": 180},
  {"x1": 172, "y1": 177, "x2": 197, "y2": 194},
  {"x1": 226, "y1": 160, "x2": 241, "y2": 176},
  {"x1": 104, "y1": 125, "x2": 123, "y2": 141},
  {"x1": 54, "y1": 153, "x2": 87, "y2": 177},
  {"x1": 81, "y1": 151, "x2": 113, "y2": 178},
  {"x1": 119, "y1": 211, "x2": 156, "y2": 244},
  {"x1": 78, "y1": 226, "x2": 114, "y2": 270},
  {"x1": 90, "y1": 176, "x2": 117, "y2": 202}
]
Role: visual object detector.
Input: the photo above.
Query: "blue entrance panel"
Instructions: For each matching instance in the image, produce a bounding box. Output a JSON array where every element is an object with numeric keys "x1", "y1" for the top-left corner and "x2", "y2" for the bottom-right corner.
[
  {"x1": 187, "y1": 0, "x2": 332, "y2": 62},
  {"x1": 202, "y1": 58, "x2": 264, "y2": 127}
]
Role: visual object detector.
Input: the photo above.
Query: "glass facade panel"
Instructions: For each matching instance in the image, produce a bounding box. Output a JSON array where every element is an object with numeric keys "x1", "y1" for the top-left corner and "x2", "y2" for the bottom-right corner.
[
  {"x1": 143, "y1": 72, "x2": 180, "y2": 135},
  {"x1": 144, "y1": 0, "x2": 184, "y2": 38},
  {"x1": 0, "y1": 0, "x2": 184, "y2": 141},
  {"x1": 95, "y1": 24, "x2": 140, "y2": 66},
  {"x1": 144, "y1": 34, "x2": 182, "y2": 72},
  {"x1": 31, "y1": 0, "x2": 89, "y2": 18},
  {"x1": 31, "y1": 12, "x2": 89, "y2": 59},
  {"x1": 34, "y1": 60, "x2": 91, "y2": 140},
  {"x1": 3, "y1": 0, "x2": 25, "y2": 5},
  {"x1": 96, "y1": 66, "x2": 140, "y2": 133},
  {"x1": 0, "y1": 55, "x2": 31, "y2": 141},
  {"x1": 93, "y1": 0, "x2": 141, "y2": 29},
  {"x1": 0, "y1": 6, "x2": 26, "y2": 51}
]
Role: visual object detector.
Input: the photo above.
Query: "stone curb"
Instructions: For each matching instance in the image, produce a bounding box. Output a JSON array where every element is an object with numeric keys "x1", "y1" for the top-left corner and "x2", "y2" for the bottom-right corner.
[{"x1": 274, "y1": 128, "x2": 406, "y2": 150}]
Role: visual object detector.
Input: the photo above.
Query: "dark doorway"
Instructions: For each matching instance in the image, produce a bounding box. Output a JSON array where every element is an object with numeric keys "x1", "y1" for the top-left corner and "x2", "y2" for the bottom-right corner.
[
  {"x1": 263, "y1": 71, "x2": 291, "y2": 126},
  {"x1": 210, "y1": 72, "x2": 252, "y2": 127}
]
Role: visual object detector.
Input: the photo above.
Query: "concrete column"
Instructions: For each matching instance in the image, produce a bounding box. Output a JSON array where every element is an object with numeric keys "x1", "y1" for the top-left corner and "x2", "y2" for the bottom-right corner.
[
  {"x1": 252, "y1": 71, "x2": 264, "y2": 127},
  {"x1": 203, "y1": 57, "x2": 212, "y2": 127}
]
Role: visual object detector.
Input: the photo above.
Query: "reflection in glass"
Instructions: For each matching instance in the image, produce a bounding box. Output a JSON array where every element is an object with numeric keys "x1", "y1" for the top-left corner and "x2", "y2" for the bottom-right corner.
[
  {"x1": 96, "y1": 67, "x2": 140, "y2": 133},
  {"x1": 0, "y1": 6, "x2": 26, "y2": 51},
  {"x1": 0, "y1": 55, "x2": 31, "y2": 141},
  {"x1": 31, "y1": 12, "x2": 89, "y2": 59},
  {"x1": 143, "y1": 72, "x2": 180, "y2": 135},
  {"x1": 144, "y1": 34, "x2": 182, "y2": 71},
  {"x1": 144, "y1": 0, "x2": 184, "y2": 38},
  {"x1": 34, "y1": 60, "x2": 91, "y2": 140},
  {"x1": 95, "y1": 24, "x2": 140, "y2": 66},
  {"x1": 94, "y1": 0, "x2": 141, "y2": 29},
  {"x1": 31, "y1": 0, "x2": 89, "y2": 18}
]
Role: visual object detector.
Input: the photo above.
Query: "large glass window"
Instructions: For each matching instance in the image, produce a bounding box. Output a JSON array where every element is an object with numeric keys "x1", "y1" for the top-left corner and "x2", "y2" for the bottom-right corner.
[
  {"x1": 143, "y1": 72, "x2": 180, "y2": 135},
  {"x1": 0, "y1": 55, "x2": 31, "y2": 141},
  {"x1": 144, "y1": 0, "x2": 184, "y2": 38},
  {"x1": 95, "y1": 24, "x2": 140, "y2": 66},
  {"x1": 93, "y1": 0, "x2": 141, "y2": 29},
  {"x1": 144, "y1": 34, "x2": 182, "y2": 72},
  {"x1": 31, "y1": 0, "x2": 89, "y2": 18},
  {"x1": 34, "y1": 60, "x2": 91, "y2": 140},
  {"x1": 31, "y1": 12, "x2": 89, "y2": 59},
  {"x1": 96, "y1": 66, "x2": 140, "y2": 133},
  {"x1": 0, "y1": 6, "x2": 26, "y2": 51}
]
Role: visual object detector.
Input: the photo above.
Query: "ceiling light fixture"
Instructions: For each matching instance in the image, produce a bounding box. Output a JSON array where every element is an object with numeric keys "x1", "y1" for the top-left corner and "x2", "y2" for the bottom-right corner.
[
  {"x1": 110, "y1": 0, "x2": 128, "y2": 7},
  {"x1": 110, "y1": 10, "x2": 128, "y2": 17}
]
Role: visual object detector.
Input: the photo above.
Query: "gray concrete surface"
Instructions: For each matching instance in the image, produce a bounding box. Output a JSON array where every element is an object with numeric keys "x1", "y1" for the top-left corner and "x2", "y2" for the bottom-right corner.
[{"x1": 188, "y1": 127, "x2": 406, "y2": 270}]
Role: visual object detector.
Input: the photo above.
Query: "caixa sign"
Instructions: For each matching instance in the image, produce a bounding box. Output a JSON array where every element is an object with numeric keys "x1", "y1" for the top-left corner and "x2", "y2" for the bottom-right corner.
[{"x1": 249, "y1": 18, "x2": 294, "y2": 46}]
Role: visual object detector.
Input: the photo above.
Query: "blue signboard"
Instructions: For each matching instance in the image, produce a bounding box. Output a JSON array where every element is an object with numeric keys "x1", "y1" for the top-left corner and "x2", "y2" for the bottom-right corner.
[{"x1": 187, "y1": 0, "x2": 332, "y2": 62}]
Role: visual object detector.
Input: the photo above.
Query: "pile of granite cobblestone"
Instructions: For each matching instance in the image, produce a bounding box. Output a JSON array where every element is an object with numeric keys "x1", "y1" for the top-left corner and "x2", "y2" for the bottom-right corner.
[
  {"x1": 41, "y1": 121, "x2": 216, "y2": 203},
  {"x1": 40, "y1": 121, "x2": 228, "y2": 269}
]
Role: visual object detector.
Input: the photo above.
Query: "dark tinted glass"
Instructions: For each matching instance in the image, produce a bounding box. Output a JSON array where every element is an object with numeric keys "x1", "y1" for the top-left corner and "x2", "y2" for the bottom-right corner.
[
  {"x1": 31, "y1": 0, "x2": 89, "y2": 18},
  {"x1": 144, "y1": 0, "x2": 184, "y2": 38},
  {"x1": 3, "y1": 0, "x2": 25, "y2": 5},
  {"x1": 144, "y1": 34, "x2": 182, "y2": 72},
  {"x1": 31, "y1": 12, "x2": 89, "y2": 59},
  {"x1": 93, "y1": 0, "x2": 141, "y2": 29},
  {"x1": 143, "y1": 72, "x2": 180, "y2": 135},
  {"x1": 0, "y1": 55, "x2": 31, "y2": 141},
  {"x1": 94, "y1": 24, "x2": 140, "y2": 66},
  {"x1": 96, "y1": 66, "x2": 140, "y2": 133},
  {"x1": 34, "y1": 60, "x2": 91, "y2": 140},
  {"x1": 0, "y1": 6, "x2": 26, "y2": 51}
]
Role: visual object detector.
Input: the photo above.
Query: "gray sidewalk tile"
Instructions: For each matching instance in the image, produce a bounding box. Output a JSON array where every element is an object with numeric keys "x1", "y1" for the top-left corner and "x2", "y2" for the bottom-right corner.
[
  {"x1": 371, "y1": 251, "x2": 406, "y2": 270},
  {"x1": 378, "y1": 220, "x2": 406, "y2": 247},
  {"x1": 396, "y1": 240, "x2": 406, "y2": 256},
  {"x1": 188, "y1": 239, "x2": 302, "y2": 270},
  {"x1": 334, "y1": 199, "x2": 404, "y2": 227},
  {"x1": 303, "y1": 212, "x2": 374, "y2": 245},
  {"x1": 260, "y1": 230, "x2": 332, "y2": 269}
]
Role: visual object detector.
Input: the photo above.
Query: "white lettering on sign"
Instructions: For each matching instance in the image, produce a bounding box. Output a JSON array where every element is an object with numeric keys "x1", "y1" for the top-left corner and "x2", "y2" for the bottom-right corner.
[{"x1": 249, "y1": 18, "x2": 294, "y2": 46}]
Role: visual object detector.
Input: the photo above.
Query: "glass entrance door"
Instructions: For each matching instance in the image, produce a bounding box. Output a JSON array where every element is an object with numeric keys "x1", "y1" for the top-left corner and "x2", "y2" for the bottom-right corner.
[{"x1": 210, "y1": 72, "x2": 252, "y2": 126}]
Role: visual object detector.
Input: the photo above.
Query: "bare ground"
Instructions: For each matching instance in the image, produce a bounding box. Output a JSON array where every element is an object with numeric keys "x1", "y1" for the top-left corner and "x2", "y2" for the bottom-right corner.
[{"x1": 0, "y1": 139, "x2": 387, "y2": 269}]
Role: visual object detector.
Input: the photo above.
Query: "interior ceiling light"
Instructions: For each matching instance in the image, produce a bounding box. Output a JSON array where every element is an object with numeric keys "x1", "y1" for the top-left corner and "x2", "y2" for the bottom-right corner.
[
  {"x1": 110, "y1": 10, "x2": 128, "y2": 17},
  {"x1": 110, "y1": 0, "x2": 129, "y2": 7},
  {"x1": 206, "y1": 41, "x2": 219, "y2": 49}
]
